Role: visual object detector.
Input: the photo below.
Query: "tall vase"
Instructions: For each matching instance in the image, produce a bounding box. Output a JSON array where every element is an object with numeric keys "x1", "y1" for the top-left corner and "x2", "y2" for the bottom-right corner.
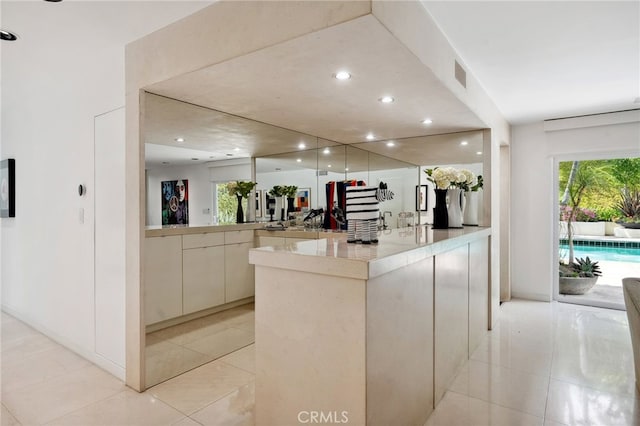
[
  {"x1": 432, "y1": 188, "x2": 449, "y2": 229},
  {"x1": 447, "y1": 187, "x2": 464, "y2": 228},
  {"x1": 279, "y1": 196, "x2": 287, "y2": 221},
  {"x1": 463, "y1": 190, "x2": 479, "y2": 226},
  {"x1": 287, "y1": 197, "x2": 295, "y2": 219},
  {"x1": 235, "y1": 194, "x2": 244, "y2": 224}
]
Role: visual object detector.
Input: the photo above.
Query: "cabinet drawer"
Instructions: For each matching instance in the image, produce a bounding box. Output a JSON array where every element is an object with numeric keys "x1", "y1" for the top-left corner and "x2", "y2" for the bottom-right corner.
[
  {"x1": 225, "y1": 229, "x2": 254, "y2": 244},
  {"x1": 183, "y1": 232, "x2": 225, "y2": 249}
]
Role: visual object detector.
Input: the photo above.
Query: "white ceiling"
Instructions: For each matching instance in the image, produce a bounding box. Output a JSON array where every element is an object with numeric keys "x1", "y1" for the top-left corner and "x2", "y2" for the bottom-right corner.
[{"x1": 422, "y1": 1, "x2": 640, "y2": 124}]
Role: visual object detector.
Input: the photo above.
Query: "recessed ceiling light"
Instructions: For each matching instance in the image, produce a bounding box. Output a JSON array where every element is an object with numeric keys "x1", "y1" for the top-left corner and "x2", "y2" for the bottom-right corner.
[
  {"x1": 422, "y1": 118, "x2": 433, "y2": 125},
  {"x1": 345, "y1": 167, "x2": 349, "y2": 171},
  {"x1": 0, "y1": 30, "x2": 18, "y2": 41},
  {"x1": 379, "y1": 96, "x2": 394, "y2": 104},
  {"x1": 386, "y1": 141, "x2": 395, "y2": 147},
  {"x1": 323, "y1": 148, "x2": 330, "y2": 154},
  {"x1": 476, "y1": 151, "x2": 483, "y2": 155},
  {"x1": 366, "y1": 133, "x2": 375, "y2": 141},
  {"x1": 460, "y1": 140, "x2": 468, "y2": 146},
  {"x1": 334, "y1": 71, "x2": 351, "y2": 80},
  {"x1": 175, "y1": 137, "x2": 184, "y2": 143},
  {"x1": 298, "y1": 142, "x2": 306, "y2": 149},
  {"x1": 296, "y1": 158, "x2": 302, "y2": 163},
  {"x1": 328, "y1": 164, "x2": 332, "y2": 168}
]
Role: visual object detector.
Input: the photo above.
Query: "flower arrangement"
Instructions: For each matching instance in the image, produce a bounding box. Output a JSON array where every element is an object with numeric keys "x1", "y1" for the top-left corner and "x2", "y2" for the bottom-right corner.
[
  {"x1": 424, "y1": 167, "x2": 479, "y2": 190},
  {"x1": 227, "y1": 181, "x2": 257, "y2": 198}
]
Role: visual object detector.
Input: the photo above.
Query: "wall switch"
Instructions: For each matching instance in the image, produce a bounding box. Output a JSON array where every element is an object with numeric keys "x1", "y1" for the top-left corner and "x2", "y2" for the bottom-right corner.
[{"x1": 79, "y1": 208, "x2": 84, "y2": 224}]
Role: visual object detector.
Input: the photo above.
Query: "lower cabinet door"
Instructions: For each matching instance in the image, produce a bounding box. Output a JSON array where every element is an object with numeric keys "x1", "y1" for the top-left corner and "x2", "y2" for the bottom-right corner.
[
  {"x1": 225, "y1": 242, "x2": 255, "y2": 302},
  {"x1": 183, "y1": 246, "x2": 225, "y2": 315},
  {"x1": 144, "y1": 236, "x2": 183, "y2": 325}
]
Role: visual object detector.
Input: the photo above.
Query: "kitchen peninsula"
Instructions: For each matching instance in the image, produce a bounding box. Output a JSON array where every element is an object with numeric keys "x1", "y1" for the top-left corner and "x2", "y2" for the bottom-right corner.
[{"x1": 249, "y1": 226, "x2": 490, "y2": 425}]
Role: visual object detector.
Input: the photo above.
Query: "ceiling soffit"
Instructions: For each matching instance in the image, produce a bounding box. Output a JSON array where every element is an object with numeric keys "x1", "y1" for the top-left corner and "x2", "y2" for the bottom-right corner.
[{"x1": 145, "y1": 13, "x2": 486, "y2": 147}]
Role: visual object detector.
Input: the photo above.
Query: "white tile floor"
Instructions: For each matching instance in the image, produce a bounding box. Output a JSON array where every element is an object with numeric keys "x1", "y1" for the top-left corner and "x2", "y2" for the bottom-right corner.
[{"x1": 2, "y1": 299, "x2": 638, "y2": 425}]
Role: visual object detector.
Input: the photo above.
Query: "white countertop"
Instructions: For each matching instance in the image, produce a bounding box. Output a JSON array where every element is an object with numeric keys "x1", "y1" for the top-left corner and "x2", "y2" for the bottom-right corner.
[{"x1": 249, "y1": 225, "x2": 491, "y2": 280}]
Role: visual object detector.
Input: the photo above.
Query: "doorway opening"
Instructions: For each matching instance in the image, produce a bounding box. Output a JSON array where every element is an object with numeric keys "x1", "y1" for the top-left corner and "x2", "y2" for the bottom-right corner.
[{"x1": 555, "y1": 156, "x2": 640, "y2": 310}]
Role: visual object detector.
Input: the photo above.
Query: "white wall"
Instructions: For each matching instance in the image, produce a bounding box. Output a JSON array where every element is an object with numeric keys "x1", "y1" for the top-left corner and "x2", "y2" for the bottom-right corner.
[
  {"x1": 0, "y1": 1, "x2": 212, "y2": 380},
  {"x1": 511, "y1": 111, "x2": 640, "y2": 301},
  {"x1": 146, "y1": 164, "x2": 212, "y2": 227}
]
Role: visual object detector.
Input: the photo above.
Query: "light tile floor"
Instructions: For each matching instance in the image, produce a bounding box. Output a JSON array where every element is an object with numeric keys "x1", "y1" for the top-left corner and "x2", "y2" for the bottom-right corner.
[
  {"x1": 146, "y1": 304, "x2": 254, "y2": 387},
  {"x1": 2, "y1": 300, "x2": 639, "y2": 425}
]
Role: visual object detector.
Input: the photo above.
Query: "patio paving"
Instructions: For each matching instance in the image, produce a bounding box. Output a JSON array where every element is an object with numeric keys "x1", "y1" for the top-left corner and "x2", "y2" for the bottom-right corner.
[{"x1": 558, "y1": 259, "x2": 640, "y2": 310}]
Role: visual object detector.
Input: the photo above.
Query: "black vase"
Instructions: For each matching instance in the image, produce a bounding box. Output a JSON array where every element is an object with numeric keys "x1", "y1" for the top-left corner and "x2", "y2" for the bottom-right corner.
[
  {"x1": 287, "y1": 197, "x2": 295, "y2": 218},
  {"x1": 432, "y1": 189, "x2": 449, "y2": 229},
  {"x1": 236, "y1": 194, "x2": 244, "y2": 224}
]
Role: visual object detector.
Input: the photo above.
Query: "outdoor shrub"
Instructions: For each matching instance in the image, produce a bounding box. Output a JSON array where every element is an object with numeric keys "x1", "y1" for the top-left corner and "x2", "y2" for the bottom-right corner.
[
  {"x1": 616, "y1": 188, "x2": 640, "y2": 220},
  {"x1": 559, "y1": 205, "x2": 599, "y2": 222},
  {"x1": 592, "y1": 206, "x2": 618, "y2": 221}
]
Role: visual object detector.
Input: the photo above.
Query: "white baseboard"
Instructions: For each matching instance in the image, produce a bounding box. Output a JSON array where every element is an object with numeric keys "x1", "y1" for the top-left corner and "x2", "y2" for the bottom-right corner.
[{"x1": 510, "y1": 291, "x2": 552, "y2": 302}]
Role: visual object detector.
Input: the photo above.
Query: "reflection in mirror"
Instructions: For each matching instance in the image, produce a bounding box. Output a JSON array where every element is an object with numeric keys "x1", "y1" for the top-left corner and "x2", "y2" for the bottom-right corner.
[
  {"x1": 353, "y1": 130, "x2": 486, "y2": 227},
  {"x1": 256, "y1": 142, "x2": 419, "y2": 230},
  {"x1": 143, "y1": 93, "x2": 321, "y2": 388},
  {"x1": 142, "y1": 93, "x2": 488, "y2": 388}
]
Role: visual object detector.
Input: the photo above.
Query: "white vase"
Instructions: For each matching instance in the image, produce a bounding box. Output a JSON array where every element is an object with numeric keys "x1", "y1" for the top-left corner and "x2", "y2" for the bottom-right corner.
[
  {"x1": 463, "y1": 191, "x2": 479, "y2": 226},
  {"x1": 447, "y1": 187, "x2": 464, "y2": 228}
]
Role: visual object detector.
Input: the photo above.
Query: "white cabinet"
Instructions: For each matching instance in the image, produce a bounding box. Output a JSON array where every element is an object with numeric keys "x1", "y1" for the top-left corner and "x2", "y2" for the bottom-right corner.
[
  {"x1": 182, "y1": 245, "x2": 225, "y2": 315},
  {"x1": 468, "y1": 238, "x2": 489, "y2": 355},
  {"x1": 225, "y1": 242, "x2": 255, "y2": 302},
  {"x1": 434, "y1": 244, "x2": 469, "y2": 405},
  {"x1": 144, "y1": 236, "x2": 183, "y2": 325}
]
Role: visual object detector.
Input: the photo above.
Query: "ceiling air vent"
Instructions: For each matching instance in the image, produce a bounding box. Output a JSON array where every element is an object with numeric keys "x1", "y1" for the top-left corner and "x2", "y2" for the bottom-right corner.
[{"x1": 454, "y1": 60, "x2": 467, "y2": 89}]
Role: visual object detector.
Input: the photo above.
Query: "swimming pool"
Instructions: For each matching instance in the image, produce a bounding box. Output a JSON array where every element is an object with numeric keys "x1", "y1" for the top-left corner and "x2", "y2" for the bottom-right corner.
[{"x1": 559, "y1": 244, "x2": 640, "y2": 263}]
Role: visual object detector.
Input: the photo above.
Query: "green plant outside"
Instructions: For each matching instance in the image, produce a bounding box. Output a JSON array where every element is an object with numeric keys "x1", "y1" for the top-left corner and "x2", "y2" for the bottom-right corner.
[
  {"x1": 217, "y1": 183, "x2": 248, "y2": 224},
  {"x1": 559, "y1": 158, "x2": 640, "y2": 222}
]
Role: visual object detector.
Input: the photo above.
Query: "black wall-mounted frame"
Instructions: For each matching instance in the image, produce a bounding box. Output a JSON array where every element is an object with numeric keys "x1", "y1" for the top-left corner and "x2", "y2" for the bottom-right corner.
[
  {"x1": 1, "y1": 159, "x2": 15, "y2": 218},
  {"x1": 416, "y1": 184, "x2": 428, "y2": 212}
]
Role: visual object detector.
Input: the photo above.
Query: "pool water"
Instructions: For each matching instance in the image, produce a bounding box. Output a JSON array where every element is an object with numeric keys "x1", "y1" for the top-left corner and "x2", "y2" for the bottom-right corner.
[{"x1": 559, "y1": 244, "x2": 640, "y2": 263}]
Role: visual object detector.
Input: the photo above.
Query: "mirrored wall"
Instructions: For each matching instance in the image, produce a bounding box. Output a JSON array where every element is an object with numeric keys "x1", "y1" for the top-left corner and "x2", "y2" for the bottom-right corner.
[{"x1": 142, "y1": 93, "x2": 487, "y2": 388}]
